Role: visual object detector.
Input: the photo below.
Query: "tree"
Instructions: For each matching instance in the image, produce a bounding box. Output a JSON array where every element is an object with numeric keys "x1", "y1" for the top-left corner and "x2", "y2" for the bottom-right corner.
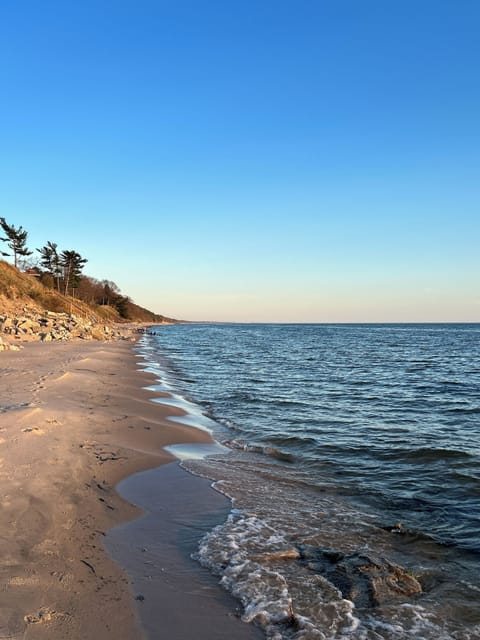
[
  {"x1": 60, "y1": 250, "x2": 87, "y2": 296},
  {"x1": 0, "y1": 217, "x2": 33, "y2": 268},
  {"x1": 100, "y1": 279, "x2": 120, "y2": 305},
  {"x1": 115, "y1": 295, "x2": 132, "y2": 319},
  {"x1": 37, "y1": 241, "x2": 62, "y2": 291}
]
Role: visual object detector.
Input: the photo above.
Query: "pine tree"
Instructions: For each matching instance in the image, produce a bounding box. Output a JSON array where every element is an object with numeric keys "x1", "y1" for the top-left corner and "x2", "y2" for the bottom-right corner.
[
  {"x1": 0, "y1": 217, "x2": 33, "y2": 267},
  {"x1": 60, "y1": 250, "x2": 88, "y2": 296},
  {"x1": 37, "y1": 241, "x2": 62, "y2": 291}
]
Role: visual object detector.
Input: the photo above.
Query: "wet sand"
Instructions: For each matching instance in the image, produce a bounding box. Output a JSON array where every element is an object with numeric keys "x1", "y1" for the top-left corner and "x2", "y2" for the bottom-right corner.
[
  {"x1": 0, "y1": 340, "x2": 261, "y2": 639},
  {"x1": 107, "y1": 463, "x2": 264, "y2": 640}
]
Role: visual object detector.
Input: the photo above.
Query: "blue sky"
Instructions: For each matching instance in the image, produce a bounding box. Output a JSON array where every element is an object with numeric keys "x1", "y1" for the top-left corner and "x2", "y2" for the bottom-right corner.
[{"x1": 0, "y1": 0, "x2": 478, "y2": 321}]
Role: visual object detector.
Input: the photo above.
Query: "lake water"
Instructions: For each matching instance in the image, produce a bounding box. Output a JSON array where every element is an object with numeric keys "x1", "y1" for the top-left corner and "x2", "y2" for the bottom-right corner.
[{"x1": 138, "y1": 323, "x2": 480, "y2": 639}]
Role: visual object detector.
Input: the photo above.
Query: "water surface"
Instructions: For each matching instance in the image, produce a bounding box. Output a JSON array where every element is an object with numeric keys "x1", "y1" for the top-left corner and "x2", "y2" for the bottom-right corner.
[{"x1": 139, "y1": 323, "x2": 480, "y2": 639}]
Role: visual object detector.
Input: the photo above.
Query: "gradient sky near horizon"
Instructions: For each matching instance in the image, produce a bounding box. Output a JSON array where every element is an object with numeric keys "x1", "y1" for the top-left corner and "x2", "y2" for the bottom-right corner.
[{"x1": 0, "y1": 1, "x2": 478, "y2": 322}]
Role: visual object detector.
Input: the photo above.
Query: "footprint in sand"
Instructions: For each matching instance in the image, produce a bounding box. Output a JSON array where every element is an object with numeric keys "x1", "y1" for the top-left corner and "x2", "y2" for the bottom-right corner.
[
  {"x1": 24, "y1": 607, "x2": 66, "y2": 624},
  {"x1": 8, "y1": 576, "x2": 40, "y2": 587},
  {"x1": 21, "y1": 427, "x2": 45, "y2": 435}
]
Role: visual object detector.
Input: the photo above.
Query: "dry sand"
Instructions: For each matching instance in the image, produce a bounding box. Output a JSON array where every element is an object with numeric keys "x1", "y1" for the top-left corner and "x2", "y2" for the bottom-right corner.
[{"x1": 0, "y1": 339, "x2": 261, "y2": 639}]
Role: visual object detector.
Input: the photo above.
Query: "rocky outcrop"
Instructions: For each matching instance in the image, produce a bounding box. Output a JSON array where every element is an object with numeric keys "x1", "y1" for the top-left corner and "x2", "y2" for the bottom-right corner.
[
  {"x1": 298, "y1": 546, "x2": 422, "y2": 608},
  {"x1": 0, "y1": 309, "x2": 124, "y2": 345},
  {"x1": 0, "y1": 334, "x2": 21, "y2": 351}
]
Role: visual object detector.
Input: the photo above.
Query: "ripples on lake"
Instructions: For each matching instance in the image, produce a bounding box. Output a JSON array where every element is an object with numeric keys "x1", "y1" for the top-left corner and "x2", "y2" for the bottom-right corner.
[{"x1": 140, "y1": 324, "x2": 480, "y2": 639}]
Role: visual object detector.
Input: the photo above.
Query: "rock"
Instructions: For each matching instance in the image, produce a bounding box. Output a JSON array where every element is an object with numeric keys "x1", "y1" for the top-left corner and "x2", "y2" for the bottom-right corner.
[
  {"x1": 0, "y1": 317, "x2": 14, "y2": 330},
  {"x1": 298, "y1": 546, "x2": 422, "y2": 608},
  {"x1": 1, "y1": 309, "x2": 125, "y2": 345},
  {"x1": 17, "y1": 318, "x2": 35, "y2": 330},
  {"x1": 252, "y1": 549, "x2": 300, "y2": 562},
  {"x1": 0, "y1": 335, "x2": 21, "y2": 351}
]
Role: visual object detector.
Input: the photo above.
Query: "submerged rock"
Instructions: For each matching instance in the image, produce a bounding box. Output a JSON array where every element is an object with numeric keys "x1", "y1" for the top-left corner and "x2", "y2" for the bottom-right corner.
[{"x1": 298, "y1": 545, "x2": 422, "y2": 608}]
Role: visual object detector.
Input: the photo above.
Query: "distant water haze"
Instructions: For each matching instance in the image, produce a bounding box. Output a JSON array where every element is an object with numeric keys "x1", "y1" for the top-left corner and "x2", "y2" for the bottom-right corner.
[{"x1": 140, "y1": 285, "x2": 480, "y2": 324}]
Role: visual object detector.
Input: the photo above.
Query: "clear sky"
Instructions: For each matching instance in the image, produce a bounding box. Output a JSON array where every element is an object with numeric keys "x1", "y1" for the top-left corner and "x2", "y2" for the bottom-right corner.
[{"x1": 0, "y1": 0, "x2": 478, "y2": 322}]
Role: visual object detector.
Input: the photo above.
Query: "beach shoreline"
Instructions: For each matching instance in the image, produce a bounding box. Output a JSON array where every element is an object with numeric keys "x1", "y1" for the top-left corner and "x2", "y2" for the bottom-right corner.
[{"x1": 0, "y1": 337, "x2": 259, "y2": 639}]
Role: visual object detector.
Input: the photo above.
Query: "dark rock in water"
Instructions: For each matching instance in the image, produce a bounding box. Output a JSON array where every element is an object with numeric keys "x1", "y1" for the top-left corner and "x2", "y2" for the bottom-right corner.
[
  {"x1": 380, "y1": 522, "x2": 418, "y2": 536},
  {"x1": 298, "y1": 545, "x2": 422, "y2": 608},
  {"x1": 381, "y1": 522, "x2": 409, "y2": 534}
]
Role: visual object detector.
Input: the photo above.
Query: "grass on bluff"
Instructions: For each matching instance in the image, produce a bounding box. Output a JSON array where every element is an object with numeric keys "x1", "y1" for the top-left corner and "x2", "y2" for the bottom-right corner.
[
  {"x1": 0, "y1": 259, "x2": 51, "y2": 301},
  {"x1": 0, "y1": 260, "x2": 103, "y2": 318},
  {"x1": 0, "y1": 260, "x2": 174, "y2": 323}
]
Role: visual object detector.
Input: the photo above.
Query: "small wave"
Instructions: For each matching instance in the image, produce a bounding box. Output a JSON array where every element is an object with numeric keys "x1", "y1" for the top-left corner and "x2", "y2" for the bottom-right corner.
[
  {"x1": 192, "y1": 505, "x2": 478, "y2": 640},
  {"x1": 223, "y1": 439, "x2": 296, "y2": 463},
  {"x1": 267, "y1": 434, "x2": 320, "y2": 448},
  {"x1": 217, "y1": 417, "x2": 242, "y2": 431},
  {"x1": 226, "y1": 391, "x2": 261, "y2": 403},
  {"x1": 374, "y1": 446, "x2": 472, "y2": 464},
  {"x1": 445, "y1": 407, "x2": 480, "y2": 415},
  {"x1": 193, "y1": 511, "x2": 360, "y2": 640},
  {"x1": 267, "y1": 398, "x2": 307, "y2": 408},
  {"x1": 403, "y1": 447, "x2": 472, "y2": 462},
  {"x1": 452, "y1": 471, "x2": 480, "y2": 484}
]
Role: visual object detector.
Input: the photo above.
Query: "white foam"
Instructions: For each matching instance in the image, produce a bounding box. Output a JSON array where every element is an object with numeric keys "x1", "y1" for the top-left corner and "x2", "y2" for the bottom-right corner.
[
  {"x1": 192, "y1": 502, "x2": 479, "y2": 639},
  {"x1": 163, "y1": 442, "x2": 229, "y2": 460},
  {"x1": 194, "y1": 510, "x2": 362, "y2": 639}
]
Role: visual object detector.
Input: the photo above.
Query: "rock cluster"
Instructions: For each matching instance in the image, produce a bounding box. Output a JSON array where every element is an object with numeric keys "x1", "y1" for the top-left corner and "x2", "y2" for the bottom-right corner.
[
  {"x1": 0, "y1": 334, "x2": 20, "y2": 351},
  {"x1": 0, "y1": 309, "x2": 123, "y2": 346},
  {"x1": 299, "y1": 546, "x2": 422, "y2": 608}
]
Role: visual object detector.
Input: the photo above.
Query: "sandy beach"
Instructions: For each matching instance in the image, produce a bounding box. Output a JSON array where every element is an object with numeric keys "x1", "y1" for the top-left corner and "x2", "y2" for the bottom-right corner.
[{"x1": 0, "y1": 338, "x2": 261, "y2": 639}]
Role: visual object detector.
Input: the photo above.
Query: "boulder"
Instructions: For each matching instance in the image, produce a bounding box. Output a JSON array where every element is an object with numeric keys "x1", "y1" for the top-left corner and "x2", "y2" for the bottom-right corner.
[
  {"x1": 298, "y1": 546, "x2": 422, "y2": 608},
  {"x1": 16, "y1": 318, "x2": 34, "y2": 330},
  {"x1": 1, "y1": 309, "x2": 124, "y2": 344},
  {"x1": 0, "y1": 335, "x2": 21, "y2": 351},
  {"x1": 1, "y1": 317, "x2": 14, "y2": 329}
]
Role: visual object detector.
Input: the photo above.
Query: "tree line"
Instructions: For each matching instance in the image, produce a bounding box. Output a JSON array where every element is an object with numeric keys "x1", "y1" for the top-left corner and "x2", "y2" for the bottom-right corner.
[{"x1": 0, "y1": 216, "x2": 133, "y2": 318}]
